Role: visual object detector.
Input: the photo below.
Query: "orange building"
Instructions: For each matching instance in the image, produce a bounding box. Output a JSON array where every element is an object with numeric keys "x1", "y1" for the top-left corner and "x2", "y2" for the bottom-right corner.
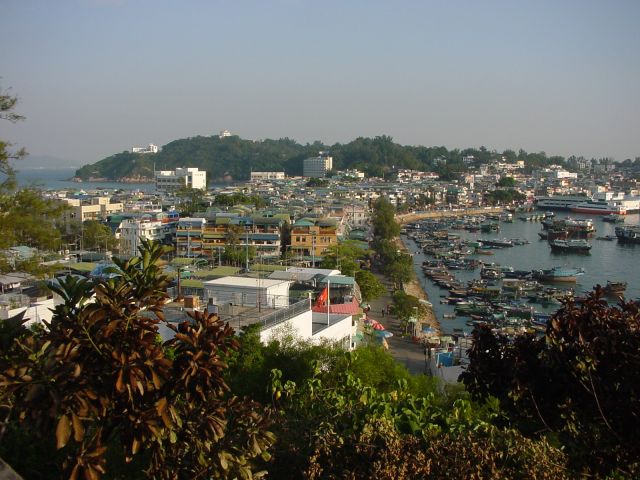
[{"x1": 290, "y1": 218, "x2": 338, "y2": 263}]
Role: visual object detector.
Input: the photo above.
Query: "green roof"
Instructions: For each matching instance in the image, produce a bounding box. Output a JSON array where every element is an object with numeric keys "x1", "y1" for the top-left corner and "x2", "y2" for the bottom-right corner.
[
  {"x1": 293, "y1": 219, "x2": 314, "y2": 227},
  {"x1": 171, "y1": 257, "x2": 195, "y2": 266},
  {"x1": 69, "y1": 262, "x2": 97, "y2": 272},
  {"x1": 178, "y1": 279, "x2": 204, "y2": 289},
  {"x1": 250, "y1": 263, "x2": 287, "y2": 272},
  {"x1": 319, "y1": 275, "x2": 355, "y2": 286},
  {"x1": 198, "y1": 266, "x2": 240, "y2": 277}
]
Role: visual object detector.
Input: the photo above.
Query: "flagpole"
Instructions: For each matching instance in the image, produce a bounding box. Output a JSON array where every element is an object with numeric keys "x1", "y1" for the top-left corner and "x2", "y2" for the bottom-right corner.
[{"x1": 327, "y1": 280, "x2": 330, "y2": 325}]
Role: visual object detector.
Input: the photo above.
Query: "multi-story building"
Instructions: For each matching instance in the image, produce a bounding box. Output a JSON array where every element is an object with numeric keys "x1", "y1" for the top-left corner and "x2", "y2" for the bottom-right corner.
[
  {"x1": 115, "y1": 211, "x2": 179, "y2": 256},
  {"x1": 290, "y1": 219, "x2": 338, "y2": 263},
  {"x1": 303, "y1": 153, "x2": 333, "y2": 178},
  {"x1": 155, "y1": 167, "x2": 207, "y2": 191},
  {"x1": 176, "y1": 217, "x2": 206, "y2": 257},
  {"x1": 202, "y1": 214, "x2": 284, "y2": 258},
  {"x1": 250, "y1": 171, "x2": 285, "y2": 181},
  {"x1": 62, "y1": 196, "x2": 124, "y2": 223},
  {"x1": 132, "y1": 144, "x2": 159, "y2": 154}
]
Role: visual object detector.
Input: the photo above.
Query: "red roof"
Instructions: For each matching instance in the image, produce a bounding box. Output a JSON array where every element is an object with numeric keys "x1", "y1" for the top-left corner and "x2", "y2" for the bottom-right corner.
[{"x1": 312, "y1": 297, "x2": 360, "y2": 315}]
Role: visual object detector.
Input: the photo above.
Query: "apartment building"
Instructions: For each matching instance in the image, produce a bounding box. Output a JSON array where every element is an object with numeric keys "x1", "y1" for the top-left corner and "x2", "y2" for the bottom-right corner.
[
  {"x1": 62, "y1": 196, "x2": 124, "y2": 223},
  {"x1": 155, "y1": 167, "x2": 207, "y2": 191},
  {"x1": 290, "y1": 218, "x2": 338, "y2": 263}
]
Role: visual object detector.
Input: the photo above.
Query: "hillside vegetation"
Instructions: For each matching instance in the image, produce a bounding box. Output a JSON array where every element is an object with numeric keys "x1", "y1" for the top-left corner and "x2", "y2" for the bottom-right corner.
[{"x1": 75, "y1": 134, "x2": 569, "y2": 182}]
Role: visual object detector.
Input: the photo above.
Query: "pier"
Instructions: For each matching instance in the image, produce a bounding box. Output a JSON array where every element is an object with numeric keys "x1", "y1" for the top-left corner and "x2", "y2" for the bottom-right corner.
[{"x1": 396, "y1": 207, "x2": 505, "y2": 225}]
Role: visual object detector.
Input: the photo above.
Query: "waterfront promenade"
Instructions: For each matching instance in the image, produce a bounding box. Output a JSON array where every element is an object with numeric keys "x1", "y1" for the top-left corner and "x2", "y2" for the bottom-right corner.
[{"x1": 396, "y1": 207, "x2": 504, "y2": 225}]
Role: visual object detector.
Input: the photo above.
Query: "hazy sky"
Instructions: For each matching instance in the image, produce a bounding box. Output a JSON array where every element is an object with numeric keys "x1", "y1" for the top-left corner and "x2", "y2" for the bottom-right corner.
[{"x1": 2, "y1": 0, "x2": 639, "y2": 165}]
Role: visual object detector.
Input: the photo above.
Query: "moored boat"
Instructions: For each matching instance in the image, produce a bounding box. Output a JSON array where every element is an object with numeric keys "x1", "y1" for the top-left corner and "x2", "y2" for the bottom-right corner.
[
  {"x1": 603, "y1": 281, "x2": 627, "y2": 295},
  {"x1": 532, "y1": 266, "x2": 585, "y2": 283},
  {"x1": 548, "y1": 239, "x2": 592, "y2": 253}
]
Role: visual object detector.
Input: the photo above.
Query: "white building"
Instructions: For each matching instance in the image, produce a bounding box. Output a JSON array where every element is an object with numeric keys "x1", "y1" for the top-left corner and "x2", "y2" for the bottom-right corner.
[
  {"x1": 204, "y1": 277, "x2": 292, "y2": 309},
  {"x1": 132, "y1": 144, "x2": 159, "y2": 154},
  {"x1": 116, "y1": 212, "x2": 179, "y2": 256},
  {"x1": 219, "y1": 129, "x2": 232, "y2": 139},
  {"x1": 303, "y1": 153, "x2": 333, "y2": 178},
  {"x1": 201, "y1": 275, "x2": 354, "y2": 349},
  {"x1": 155, "y1": 167, "x2": 207, "y2": 191},
  {"x1": 250, "y1": 171, "x2": 286, "y2": 181},
  {"x1": 62, "y1": 196, "x2": 124, "y2": 223}
]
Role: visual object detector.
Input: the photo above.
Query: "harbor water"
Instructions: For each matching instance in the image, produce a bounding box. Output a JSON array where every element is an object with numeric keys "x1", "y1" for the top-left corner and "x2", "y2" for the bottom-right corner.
[{"x1": 404, "y1": 212, "x2": 640, "y2": 335}]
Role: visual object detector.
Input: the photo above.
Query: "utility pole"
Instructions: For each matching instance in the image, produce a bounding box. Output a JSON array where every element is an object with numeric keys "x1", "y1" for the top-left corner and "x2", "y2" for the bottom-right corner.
[{"x1": 245, "y1": 229, "x2": 250, "y2": 272}]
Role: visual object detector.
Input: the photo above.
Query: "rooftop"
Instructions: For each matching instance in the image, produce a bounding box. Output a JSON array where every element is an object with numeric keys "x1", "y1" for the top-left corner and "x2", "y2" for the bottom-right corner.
[{"x1": 203, "y1": 276, "x2": 290, "y2": 289}]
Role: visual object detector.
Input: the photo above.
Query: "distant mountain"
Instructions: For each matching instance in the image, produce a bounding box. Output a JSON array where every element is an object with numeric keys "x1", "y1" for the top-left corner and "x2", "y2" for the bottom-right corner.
[
  {"x1": 74, "y1": 134, "x2": 569, "y2": 182},
  {"x1": 18, "y1": 155, "x2": 82, "y2": 170}
]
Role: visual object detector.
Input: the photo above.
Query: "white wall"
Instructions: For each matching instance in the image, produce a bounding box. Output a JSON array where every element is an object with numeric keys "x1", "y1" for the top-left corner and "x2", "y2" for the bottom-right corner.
[
  {"x1": 260, "y1": 308, "x2": 313, "y2": 343},
  {"x1": 311, "y1": 313, "x2": 353, "y2": 347}
]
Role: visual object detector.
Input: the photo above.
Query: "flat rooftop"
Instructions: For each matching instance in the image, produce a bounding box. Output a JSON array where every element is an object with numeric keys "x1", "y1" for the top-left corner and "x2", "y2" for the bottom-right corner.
[
  {"x1": 203, "y1": 276, "x2": 290, "y2": 289},
  {"x1": 311, "y1": 312, "x2": 352, "y2": 335}
]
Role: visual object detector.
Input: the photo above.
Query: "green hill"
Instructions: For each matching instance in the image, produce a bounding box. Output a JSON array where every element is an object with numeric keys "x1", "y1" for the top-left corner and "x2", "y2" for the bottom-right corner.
[{"x1": 75, "y1": 134, "x2": 568, "y2": 182}]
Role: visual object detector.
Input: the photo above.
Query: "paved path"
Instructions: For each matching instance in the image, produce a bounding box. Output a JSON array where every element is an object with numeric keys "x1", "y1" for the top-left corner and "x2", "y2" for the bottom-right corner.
[{"x1": 366, "y1": 274, "x2": 429, "y2": 375}]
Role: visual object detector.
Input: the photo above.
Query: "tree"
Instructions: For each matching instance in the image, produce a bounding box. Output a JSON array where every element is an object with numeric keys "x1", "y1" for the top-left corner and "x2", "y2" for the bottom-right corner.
[
  {"x1": 265, "y1": 354, "x2": 567, "y2": 479},
  {"x1": 0, "y1": 88, "x2": 69, "y2": 271},
  {"x1": 496, "y1": 176, "x2": 516, "y2": 187},
  {"x1": 0, "y1": 240, "x2": 274, "y2": 479},
  {"x1": 175, "y1": 186, "x2": 205, "y2": 215},
  {"x1": 371, "y1": 197, "x2": 400, "y2": 242},
  {"x1": 0, "y1": 85, "x2": 26, "y2": 191},
  {"x1": 319, "y1": 240, "x2": 368, "y2": 277},
  {"x1": 355, "y1": 270, "x2": 386, "y2": 301},
  {"x1": 223, "y1": 225, "x2": 255, "y2": 267},
  {"x1": 81, "y1": 221, "x2": 117, "y2": 252},
  {"x1": 460, "y1": 289, "x2": 640, "y2": 477}
]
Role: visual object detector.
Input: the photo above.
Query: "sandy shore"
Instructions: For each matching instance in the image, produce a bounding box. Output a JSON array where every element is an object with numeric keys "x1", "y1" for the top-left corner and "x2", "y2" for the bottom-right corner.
[{"x1": 395, "y1": 237, "x2": 441, "y2": 333}]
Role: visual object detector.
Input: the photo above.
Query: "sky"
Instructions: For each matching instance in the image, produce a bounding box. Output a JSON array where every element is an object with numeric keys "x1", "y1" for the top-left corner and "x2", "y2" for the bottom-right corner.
[{"x1": 1, "y1": 0, "x2": 639, "y2": 166}]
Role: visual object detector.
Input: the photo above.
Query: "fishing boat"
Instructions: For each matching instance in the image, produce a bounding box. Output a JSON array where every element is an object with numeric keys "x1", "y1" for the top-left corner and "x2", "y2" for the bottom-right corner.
[
  {"x1": 603, "y1": 281, "x2": 627, "y2": 295},
  {"x1": 615, "y1": 225, "x2": 640, "y2": 244},
  {"x1": 532, "y1": 266, "x2": 585, "y2": 283},
  {"x1": 602, "y1": 213, "x2": 625, "y2": 223},
  {"x1": 548, "y1": 239, "x2": 592, "y2": 253},
  {"x1": 478, "y1": 238, "x2": 513, "y2": 247}
]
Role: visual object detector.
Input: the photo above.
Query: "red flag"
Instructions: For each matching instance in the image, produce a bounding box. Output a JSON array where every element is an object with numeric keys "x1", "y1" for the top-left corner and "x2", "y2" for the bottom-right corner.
[{"x1": 315, "y1": 287, "x2": 328, "y2": 307}]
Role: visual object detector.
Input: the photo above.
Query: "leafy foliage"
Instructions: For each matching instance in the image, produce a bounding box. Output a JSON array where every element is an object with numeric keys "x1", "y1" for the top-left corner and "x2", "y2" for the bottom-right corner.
[
  {"x1": 75, "y1": 133, "x2": 575, "y2": 183},
  {"x1": 460, "y1": 289, "x2": 640, "y2": 477},
  {"x1": 266, "y1": 354, "x2": 567, "y2": 479},
  {"x1": 0, "y1": 240, "x2": 273, "y2": 479}
]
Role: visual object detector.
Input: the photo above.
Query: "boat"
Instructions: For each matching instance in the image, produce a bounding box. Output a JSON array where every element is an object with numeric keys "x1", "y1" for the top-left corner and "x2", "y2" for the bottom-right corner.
[
  {"x1": 603, "y1": 281, "x2": 627, "y2": 295},
  {"x1": 443, "y1": 313, "x2": 456, "y2": 319},
  {"x1": 570, "y1": 199, "x2": 627, "y2": 215},
  {"x1": 478, "y1": 238, "x2": 513, "y2": 247},
  {"x1": 596, "y1": 235, "x2": 616, "y2": 241},
  {"x1": 548, "y1": 239, "x2": 592, "y2": 253},
  {"x1": 602, "y1": 213, "x2": 625, "y2": 223},
  {"x1": 535, "y1": 194, "x2": 593, "y2": 211},
  {"x1": 532, "y1": 266, "x2": 585, "y2": 283},
  {"x1": 615, "y1": 225, "x2": 640, "y2": 244}
]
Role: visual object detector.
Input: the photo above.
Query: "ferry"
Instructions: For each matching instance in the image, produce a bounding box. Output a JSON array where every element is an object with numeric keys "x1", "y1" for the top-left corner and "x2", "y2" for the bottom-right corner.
[
  {"x1": 570, "y1": 199, "x2": 627, "y2": 215},
  {"x1": 535, "y1": 195, "x2": 591, "y2": 211}
]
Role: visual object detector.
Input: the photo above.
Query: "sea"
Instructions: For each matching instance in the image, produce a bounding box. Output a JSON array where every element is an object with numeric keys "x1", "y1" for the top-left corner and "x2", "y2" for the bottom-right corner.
[
  {"x1": 404, "y1": 211, "x2": 640, "y2": 335},
  {"x1": 16, "y1": 167, "x2": 155, "y2": 192}
]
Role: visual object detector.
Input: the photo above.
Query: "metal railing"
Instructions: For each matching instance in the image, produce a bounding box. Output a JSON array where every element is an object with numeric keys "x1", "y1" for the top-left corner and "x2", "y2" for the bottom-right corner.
[{"x1": 257, "y1": 298, "x2": 310, "y2": 329}]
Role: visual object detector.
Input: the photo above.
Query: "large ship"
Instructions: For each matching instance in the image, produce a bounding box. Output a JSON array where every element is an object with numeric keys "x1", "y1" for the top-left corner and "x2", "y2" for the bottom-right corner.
[
  {"x1": 535, "y1": 195, "x2": 592, "y2": 211},
  {"x1": 615, "y1": 225, "x2": 640, "y2": 244},
  {"x1": 570, "y1": 199, "x2": 627, "y2": 215}
]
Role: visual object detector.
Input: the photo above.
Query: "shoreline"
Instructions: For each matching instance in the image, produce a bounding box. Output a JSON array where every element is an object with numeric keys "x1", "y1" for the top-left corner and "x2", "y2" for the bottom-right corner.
[{"x1": 396, "y1": 236, "x2": 441, "y2": 334}]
